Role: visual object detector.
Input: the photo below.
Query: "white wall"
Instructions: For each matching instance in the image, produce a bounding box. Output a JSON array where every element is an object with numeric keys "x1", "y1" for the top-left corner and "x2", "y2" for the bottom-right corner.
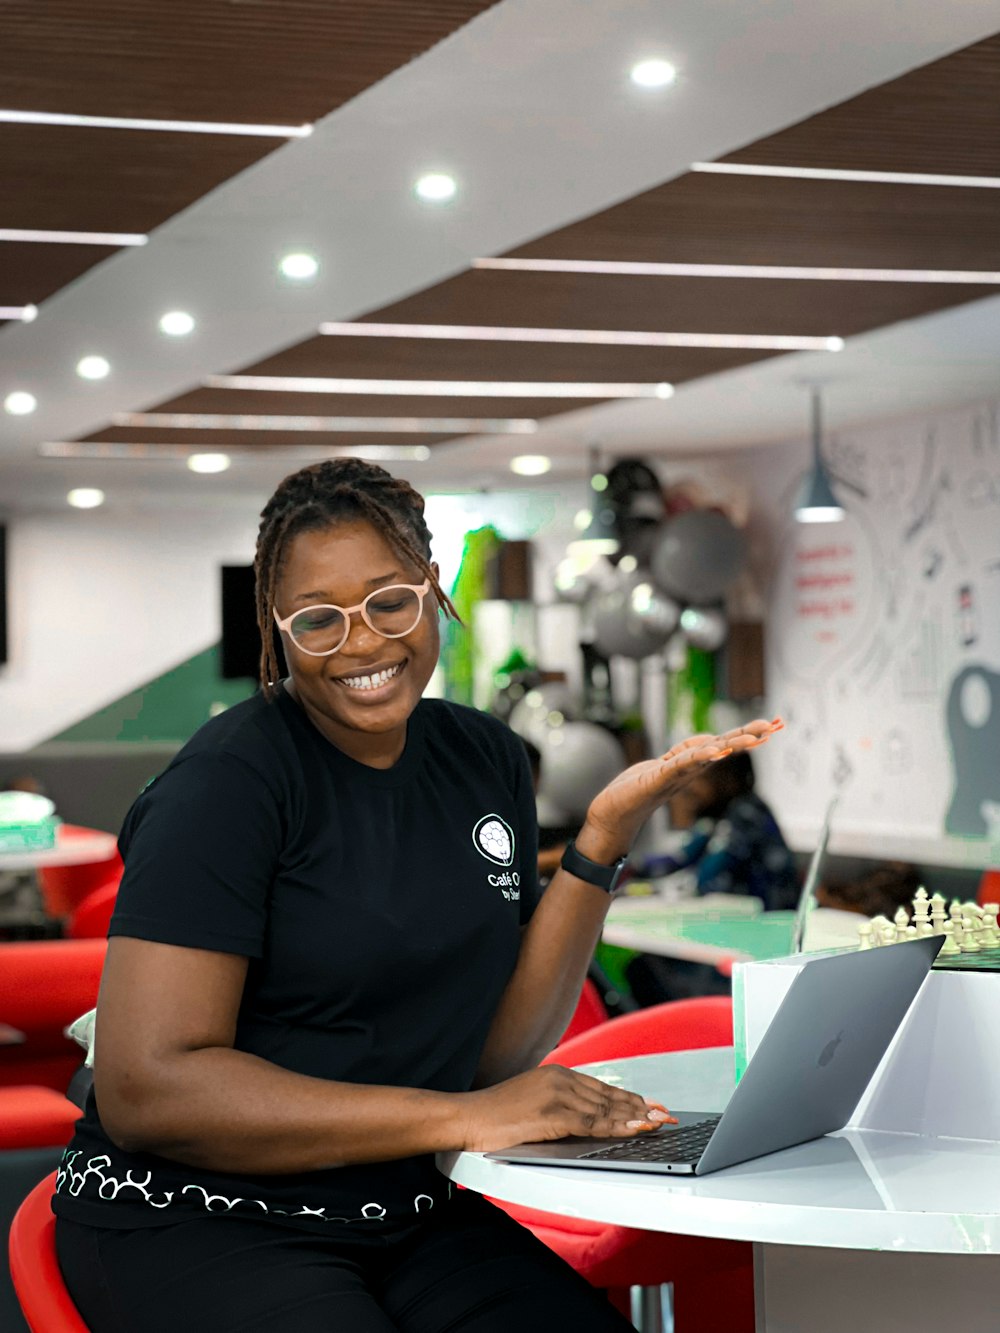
[
  {"x1": 1, "y1": 510, "x2": 259, "y2": 751},
  {"x1": 749, "y1": 400, "x2": 1000, "y2": 869}
]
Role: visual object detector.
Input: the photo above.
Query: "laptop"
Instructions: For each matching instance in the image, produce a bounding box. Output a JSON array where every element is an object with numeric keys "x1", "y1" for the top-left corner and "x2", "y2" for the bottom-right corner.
[
  {"x1": 486, "y1": 934, "x2": 942, "y2": 1176},
  {"x1": 791, "y1": 794, "x2": 838, "y2": 953}
]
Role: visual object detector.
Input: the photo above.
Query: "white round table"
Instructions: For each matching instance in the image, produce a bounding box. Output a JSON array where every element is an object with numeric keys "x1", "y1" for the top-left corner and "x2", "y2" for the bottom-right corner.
[
  {"x1": 0, "y1": 826, "x2": 118, "y2": 871},
  {"x1": 439, "y1": 1048, "x2": 1000, "y2": 1332}
]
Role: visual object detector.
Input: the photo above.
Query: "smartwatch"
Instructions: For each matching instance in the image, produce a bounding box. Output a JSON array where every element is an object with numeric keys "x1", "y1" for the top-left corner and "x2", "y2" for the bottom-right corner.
[{"x1": 560, "y1": 838, "x2": 628, "y2": 894}]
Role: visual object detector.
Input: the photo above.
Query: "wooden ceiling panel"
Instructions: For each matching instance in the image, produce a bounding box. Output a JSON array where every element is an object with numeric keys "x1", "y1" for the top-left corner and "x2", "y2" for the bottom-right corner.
[
  {"x1": 0, "y1": 241, "x2": 119, "y2": 306},
  {"x1": 509, "y1": 172, "x2": 1000, "y2": 269},
  {"x1": 80, "y1": 425, "x2": 473, "y2": 450},
  {"x1": 229, "y1": 334, "x2": 769, "y2": 384},
  {"x1": 723, "y1": 34, "x2": 1000, "y2": 176},
  {"x1": 0, "y1": 1, "x2": 499, "y2": 306},
  {"x1": 0, "y1": 2, "x2": 500, "y2": 122}
]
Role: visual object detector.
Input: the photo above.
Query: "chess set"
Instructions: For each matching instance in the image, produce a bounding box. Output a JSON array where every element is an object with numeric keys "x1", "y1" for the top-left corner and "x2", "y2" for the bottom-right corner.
[{"x1": 857, "y1": 888, "x2": 1000, "y2": 971}]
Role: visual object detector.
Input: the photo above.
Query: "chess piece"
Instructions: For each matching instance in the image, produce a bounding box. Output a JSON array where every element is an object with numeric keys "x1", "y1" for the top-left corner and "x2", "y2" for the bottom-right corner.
[
  {"x1": 857, "y1": 920, "x2": 874, "y2": 951},
  {"x1": 981, "y1": 910, "x2": 1000, "y2": 947},
  {"x1": 930, "y1": 893, "x2": 947, "y2": 935},
  {"x1": 912, "y1": 889, "x2": 933, "y2": 937},
  {"x1": 962, "y1": 909, "x2": 983, "y2": 951},
  {"x1": 893, "y1": 907, "x2": 910, "y2": 943},
  {"x1": 939, "y1": 921, "x2": 960, "y2": 956},
  {"x1": 869, "y1": 915, "x2": 889, "y2": 947},
  {"x1": 880, "y1": 921, "x2": 897, "y2": 948}
]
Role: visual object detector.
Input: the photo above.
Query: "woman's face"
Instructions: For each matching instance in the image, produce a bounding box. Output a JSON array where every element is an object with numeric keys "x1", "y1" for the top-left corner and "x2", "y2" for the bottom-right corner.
[{"x1": 274, "y1": 519, "x2": 440, "y2": 765}]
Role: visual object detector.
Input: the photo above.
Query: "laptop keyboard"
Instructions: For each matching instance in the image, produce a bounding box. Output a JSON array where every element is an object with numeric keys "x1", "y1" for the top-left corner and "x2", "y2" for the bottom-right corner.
[{"x1": 579, "y1": 1116, "x2": 722, "y2": 1164}]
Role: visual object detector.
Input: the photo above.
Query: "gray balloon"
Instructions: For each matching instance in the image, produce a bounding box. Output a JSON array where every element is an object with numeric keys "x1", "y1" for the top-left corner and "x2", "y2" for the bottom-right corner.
[
  {"x1": 680, "y1": 605, "x2": 728, "y2": 652},
  {"x1": 591, "y1": 571, "x2": 679, "y2": 660},
  {"x1": 538, "y1": 721, "x2": 625, "y2": 820},
  {"x1": 650, "y1": 511, "x2": 746, "y2": 603},
  {"x1": 508, "y1": 682, "x2": 578, "y2": 746}
]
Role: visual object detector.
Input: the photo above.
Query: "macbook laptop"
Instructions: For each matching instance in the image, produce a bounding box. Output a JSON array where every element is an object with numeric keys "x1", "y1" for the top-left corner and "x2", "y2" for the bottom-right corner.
[
  {"x1": 791, "y1": 793, "x2": 838, "y2": 953},
  {"x1": 486, "y1": 934, "x2": 942, "y2": 1176}
]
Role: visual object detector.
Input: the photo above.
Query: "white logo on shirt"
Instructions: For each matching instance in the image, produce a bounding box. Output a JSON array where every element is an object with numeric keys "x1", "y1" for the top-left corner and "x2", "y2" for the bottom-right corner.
[{"x1": 472, "y1": 814, "x2": 516, "y2": 867}]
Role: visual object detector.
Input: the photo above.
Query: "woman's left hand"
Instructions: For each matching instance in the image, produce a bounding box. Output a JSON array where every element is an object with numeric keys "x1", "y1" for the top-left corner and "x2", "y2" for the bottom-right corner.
[{"x1": 579, "y1": 718, "x2": 784, "y2": 862}]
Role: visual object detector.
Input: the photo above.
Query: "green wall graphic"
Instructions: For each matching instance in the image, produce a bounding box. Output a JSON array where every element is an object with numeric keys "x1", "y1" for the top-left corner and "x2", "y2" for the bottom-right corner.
[{"x1": 52, "y1": 646, "x2": 256, "y2": 744}]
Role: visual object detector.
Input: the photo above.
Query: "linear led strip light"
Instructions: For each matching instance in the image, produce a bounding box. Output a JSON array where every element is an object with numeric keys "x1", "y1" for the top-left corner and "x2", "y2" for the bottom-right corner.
[
  {"x1": 319, "y1": 321, "x2": 843, "y2": 352},
  {"x1": 691, "y1": 161, "x2": 1000, "y2": 189},
  {"x1": 0, "y1": 304, "x2": 38, "y2": 321},
  {"x1": 40, "y1": 442, "x2": 432, "y2": 461},
  {"x1": 0, "y1": 228, "x2": 147, "y2": 246},
  {"x1": 0, "y1": 109, "x2": 312, "y2": 137},
  {"x1": 111, "y1": 413, "x2": 540, "y2": 434},
  {"x1": 204, "y1": 376, "x2": 675, "y2": 398},
  {"x1": 474, "y1": 257, "x2": 1000, "y2": 285}
]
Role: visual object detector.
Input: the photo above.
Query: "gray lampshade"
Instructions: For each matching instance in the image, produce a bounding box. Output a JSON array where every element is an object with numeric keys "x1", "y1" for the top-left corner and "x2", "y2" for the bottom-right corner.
[
  {"x1": 794, "y1": 465, "x2": 845, "y2": 523},
  {"x1": 795, "y1": 388, "x2": 846, "y2": 524},
  {"x1": 567, "y1": 501, "x2": 621, "y2": 555}
]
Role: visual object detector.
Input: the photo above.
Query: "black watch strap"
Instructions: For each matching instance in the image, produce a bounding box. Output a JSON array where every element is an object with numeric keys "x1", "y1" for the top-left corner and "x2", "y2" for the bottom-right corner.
[{"x1": 560, "y1": 838, "x2": 627, "y2": 894}]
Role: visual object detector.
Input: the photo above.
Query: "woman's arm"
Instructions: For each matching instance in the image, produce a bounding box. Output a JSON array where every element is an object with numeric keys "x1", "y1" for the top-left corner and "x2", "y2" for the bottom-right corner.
[
  {"x1": 474, "y1": 719, "x2": 782, "y2": 1085},
  {"x1": 95, "y1": 936, "x2": 667, "y2": 1172}
]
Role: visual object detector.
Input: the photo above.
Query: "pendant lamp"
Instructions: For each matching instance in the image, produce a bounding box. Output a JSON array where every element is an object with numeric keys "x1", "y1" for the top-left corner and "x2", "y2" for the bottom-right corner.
[{"x1": 795, "y1": 388, "x2": 845, "y2": 524}]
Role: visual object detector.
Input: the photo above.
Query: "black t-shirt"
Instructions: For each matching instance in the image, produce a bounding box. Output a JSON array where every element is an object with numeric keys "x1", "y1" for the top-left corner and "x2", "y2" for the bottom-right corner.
[{"x1": 53, "y1": 684, "x2": 540, "y2": 1233}]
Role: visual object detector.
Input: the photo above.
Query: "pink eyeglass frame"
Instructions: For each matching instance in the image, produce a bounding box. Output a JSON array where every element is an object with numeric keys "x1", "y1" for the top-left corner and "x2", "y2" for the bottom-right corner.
[{"x1": 273, "y1": 580, "x2": 432, "y2": 657}]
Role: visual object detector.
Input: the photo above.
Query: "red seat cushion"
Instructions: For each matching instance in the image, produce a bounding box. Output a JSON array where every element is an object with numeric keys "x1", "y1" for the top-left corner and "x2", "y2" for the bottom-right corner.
[
  {"x1": 8, "y1": 1171, "x2": 90, "y2": 1333},
  {"x1": 0, "y1": 1085, "x2": 81, "y2": 1149}
]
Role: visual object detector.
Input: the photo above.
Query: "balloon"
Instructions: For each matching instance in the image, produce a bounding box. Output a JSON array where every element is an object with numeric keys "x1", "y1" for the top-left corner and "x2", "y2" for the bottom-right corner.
[
  {"x1": 591, "y1": 570, "x2": 680, "y2": 660},
  {"x1": 537, "y1": 721, "x2": 625, "y2": 821},
  {"x1": 680, "y1": 605, "x2": 728, "y2": 652},
  {"x1": 553, "y1": 557, "x2": 594, "y2": 605},
  {"x1": 508, "y1": 682, "x2": 578, "y2": 747},
  {"x1": 649, "y1": 511, "x2": 746, "y2": 603}
]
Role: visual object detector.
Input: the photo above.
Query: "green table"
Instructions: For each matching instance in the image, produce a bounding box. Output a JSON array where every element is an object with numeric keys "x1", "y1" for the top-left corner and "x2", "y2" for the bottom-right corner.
[{"x1": 601, "y1": 897, "x2": 797, "y2": 967}]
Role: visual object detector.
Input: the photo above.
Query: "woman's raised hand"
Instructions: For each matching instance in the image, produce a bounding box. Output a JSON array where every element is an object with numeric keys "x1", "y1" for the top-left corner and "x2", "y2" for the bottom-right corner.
[
  {"x1": 580, "y1": 719, "x2": 784, "y2": 862},
  {"x1": 459, "y1": 1065, "x2": 676, "y2": 1153}
]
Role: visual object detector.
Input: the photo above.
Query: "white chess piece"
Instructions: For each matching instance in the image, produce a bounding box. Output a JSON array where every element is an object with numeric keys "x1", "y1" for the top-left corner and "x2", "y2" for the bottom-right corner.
[
  {"x1": 939, "y1": 921, "x2": 960, "y2": 956},
  {"x1": 880, "y1": 921, "x2": 897, "y2": 948},
  {"x1": 930, "y1": 893, "x2": 947, "y2": 935},
  {"x1": 911, "y1": 890, "x2": 933, "y2": 937},
  {"x1": 857, "y1": 920, "x2": 874, "y2": 951},
  {"x1": 961, "y1": 912, "x2": 981, "y2": 952},
  {"x1": 893, "y1": 907, "x2": 910, "y2": 943},
  {"x1": 869, "y1": 915, "x2": 889, "y2": 947},
  {"x1": 981, "y1": 910, "x2": 1000, "y2": 947}
]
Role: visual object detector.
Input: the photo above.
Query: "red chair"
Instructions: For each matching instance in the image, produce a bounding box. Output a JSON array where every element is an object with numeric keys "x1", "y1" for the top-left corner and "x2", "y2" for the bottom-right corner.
[
  {"x1": 0, "y1": 939, "x2": 106, "y2": 1090},
  {"x1": 557, "y1": 976, "x2": 609, "y2": 1046},
  {"x1": 495, "y1": 997, "x2": 753, "y2": 1332},
  {"x1": 0, "y1": 1085, "x2": 81, "y2": 1149},
  {"x1": 976, "y1": 868, "x2": 1000, "y2": 907},
  {"x1": 8, "y1": 1172, "x2": 90, "y2": 1333},
  {"x1": 37, "y1": 826, "x2": 122, "y2": 919},
  {"x1": 66, "y1": 880, "x2": 119, "y2": 941}
]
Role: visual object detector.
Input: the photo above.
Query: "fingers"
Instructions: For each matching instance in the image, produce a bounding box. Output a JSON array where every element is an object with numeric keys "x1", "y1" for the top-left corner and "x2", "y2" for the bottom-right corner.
[{"x1": 561, "y1": 1070, "x2": 677, "y2": 1135}]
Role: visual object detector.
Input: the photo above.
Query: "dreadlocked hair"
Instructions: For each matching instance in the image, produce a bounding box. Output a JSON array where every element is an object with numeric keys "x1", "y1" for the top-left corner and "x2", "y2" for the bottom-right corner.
[{"x1": 254, "y1": 457, "x2": 460, "y2": 699}]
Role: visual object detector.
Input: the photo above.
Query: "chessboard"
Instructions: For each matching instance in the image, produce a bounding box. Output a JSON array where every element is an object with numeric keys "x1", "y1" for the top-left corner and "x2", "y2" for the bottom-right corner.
[{"x1": 856, "y1": 889, "x2": 1000, "y2": 971}]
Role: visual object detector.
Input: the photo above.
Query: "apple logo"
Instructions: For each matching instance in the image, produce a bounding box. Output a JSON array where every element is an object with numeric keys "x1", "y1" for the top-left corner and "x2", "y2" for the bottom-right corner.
[{"x1": 817, "y1": 1031, "x2": 845, "y2": 1067}]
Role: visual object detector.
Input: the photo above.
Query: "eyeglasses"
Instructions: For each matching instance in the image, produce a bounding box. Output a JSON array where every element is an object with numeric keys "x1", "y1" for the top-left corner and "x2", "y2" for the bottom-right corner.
[{"x1": 273, "y1": 580, "x2": 431, "y2": 657}]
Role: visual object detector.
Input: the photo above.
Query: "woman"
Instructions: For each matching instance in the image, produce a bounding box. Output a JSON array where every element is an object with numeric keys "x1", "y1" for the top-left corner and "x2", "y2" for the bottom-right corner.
[{"x1": 53, "y1": 458, "x2": 780, "y2": 1331}]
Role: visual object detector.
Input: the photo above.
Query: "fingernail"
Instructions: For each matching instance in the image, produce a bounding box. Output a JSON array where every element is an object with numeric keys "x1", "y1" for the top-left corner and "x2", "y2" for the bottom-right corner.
[
  {"x1": 626, "y1": 1119, "x2": 653, "y2": 1130},
  {"x1": 647, "y1": 1110, "x2": 670, "y2": 1121},
  {"x1": 712, "y1": 748, "x2": 733, "y2": 760}
]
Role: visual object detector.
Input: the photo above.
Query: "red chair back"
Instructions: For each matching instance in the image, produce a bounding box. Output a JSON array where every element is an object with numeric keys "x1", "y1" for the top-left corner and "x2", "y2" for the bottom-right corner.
[
  {"x1": 0, "y1": 939, "x2": 107, "y2": 1090},
  {"x1": 37, "y1": 826, "x2": 122, "y2": 919},
  {"x1": 66, "y1": 879, "x2": 119, "y2": 940},
  {"x1": 976, "y1": 868, "x2": 1000, "y2": 907},
  {"x1": 557, "y1": 977, "x2": 609, "y2": 1046},
  {"x1": 8, "y1": 1171, "x2": 89, "y2": 1332},
  {"x1": 542, "y1": 995, "x2": 733, "y2": 1067}
]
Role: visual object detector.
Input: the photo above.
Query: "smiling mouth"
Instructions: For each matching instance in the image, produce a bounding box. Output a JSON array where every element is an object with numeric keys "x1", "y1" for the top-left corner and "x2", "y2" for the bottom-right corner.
[{"x1": 334, "y1": 661, "x2": 406, "y2": 694}]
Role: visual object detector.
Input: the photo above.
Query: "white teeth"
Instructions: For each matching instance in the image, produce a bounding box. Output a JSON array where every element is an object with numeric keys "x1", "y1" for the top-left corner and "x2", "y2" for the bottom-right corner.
[{"x1": 340, "y1": 663, "x2": 403, "y2": 691}]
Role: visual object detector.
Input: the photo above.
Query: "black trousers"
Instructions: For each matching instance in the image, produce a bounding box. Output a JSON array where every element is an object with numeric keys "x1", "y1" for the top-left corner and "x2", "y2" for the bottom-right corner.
[{"x1": 55, "y1": 1190, "x2": 634, "y2": 1333}]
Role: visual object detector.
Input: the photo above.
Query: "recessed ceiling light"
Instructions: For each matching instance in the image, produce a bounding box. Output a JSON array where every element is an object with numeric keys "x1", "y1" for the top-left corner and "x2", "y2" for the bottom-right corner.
[
  {"x1": 474, "y1": 256, "x2": 1000, "y2": 285},
  {"x1": 76, "y1": 355, "x2": 110, "y2": 380},
  {"x1": 317, "y1": 320, "x2": 843, "y2": 352},
  {"x1": 630, "y1": 58, "x2": 677, "y2": 88},
  {"x1": 186, "y1": 452, "x2": 231, "y2": 474},
  {"x1": 205, "y1": 374, "x2": 675, "y2": 398},
  {"x1": 0, "y1": 228, "x2": 146, "y2": 246},
  {"x1": 691, "y1": 161, "x2": 1000, "y2": 189},
  {"x1": 510, "y1": 455, "x2": 552, "y2": 476},
  {"x1": 67, "y1": 488, "x2": 105, "y2": 509},
  {"x1": 279, "y1": 252, "x2": 319, "y2": 281},
  {"x1": 112, "y1": 412, "x2": 539, "y2": 435},
  {"x1": 4, "y1": 390, "x2": 37, "y2": 415},
  {"x1": 0, "y1": 108, "x2": 312, "y2": 137},
  {"x1": 159, "y1": 310, "x2": 196, "y2": 337},
  {"x1": 0, "y1": 304, "x2": 37, "y2": 322},
  {"x1": 415, "y1": 173, "x2": 457, "y2": 203}
]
